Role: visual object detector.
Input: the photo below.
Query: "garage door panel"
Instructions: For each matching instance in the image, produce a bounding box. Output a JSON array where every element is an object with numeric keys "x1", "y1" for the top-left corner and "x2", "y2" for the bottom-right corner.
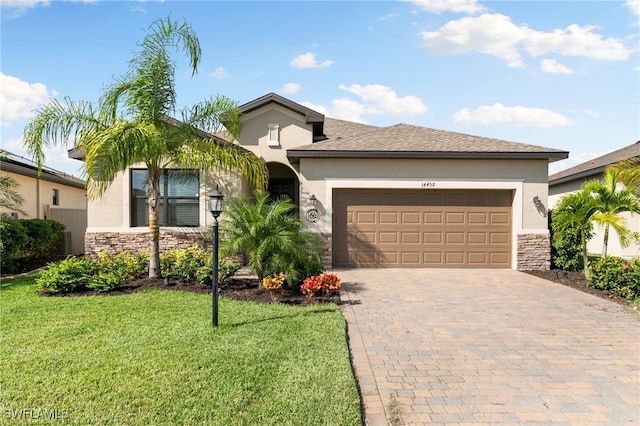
[
  {"x1": 445, "y1": 232, "x2": 465, "y2": 244},
  {"x1": 445, "y1": 252, "x2": 465, "y2": 264},
  {"x1": 379, "y1": 232, "x2": 398, "y2": 244},
  {"x1": 333, "y1": 189, "x2": 512, "y2": 268},
  {"x1": 424, "y1": 212, "x2": 443, "y2": 224},
  {"x1": 424, "y1": 252, "x2": 444, "y2": 265},
  {"x1": 401, "y1": 252, "x2": 421, "y2": 264},
  {"x1": 401, "y1": 232, "x2": 421, "y2": 244},
  {"x1": 380, "y1": 212, "x2": 399, "y2": 224},
  {"x1": 468, "y1": 252, "x2": 488, "y2": 265}
]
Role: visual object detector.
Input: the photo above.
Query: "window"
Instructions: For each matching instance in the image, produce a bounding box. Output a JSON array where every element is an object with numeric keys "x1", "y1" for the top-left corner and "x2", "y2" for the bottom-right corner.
[
  {"x1": 131, "y1": 169, "x2": 200, "y2": 227},
  {"x1": 267, "y1": 123, "x2": 279, "y2": 146},
  {"x1": 52, "y1": 189, "x2": 59, "y2": 206}
]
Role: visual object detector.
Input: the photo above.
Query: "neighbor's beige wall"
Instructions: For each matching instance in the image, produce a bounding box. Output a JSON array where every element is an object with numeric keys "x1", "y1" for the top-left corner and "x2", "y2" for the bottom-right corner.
[
  {"x1": 1, "y1": 170, "x2": 86, "y2": 219},
  {"x1": 298, "y1": 157, "x2": 550, "y2": 233}
]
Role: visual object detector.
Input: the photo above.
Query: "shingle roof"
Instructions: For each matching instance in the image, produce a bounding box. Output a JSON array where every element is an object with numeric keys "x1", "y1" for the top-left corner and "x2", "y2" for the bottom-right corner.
[
  {"x1": 2, "y1": 151, "x2": 86, "y2": 188},
  {"x1": 288, "y1": 122, "x2": 568, "y2": 162},
  {"x1": 549, "y1": 142, "x2": 640, "y2": 185}
]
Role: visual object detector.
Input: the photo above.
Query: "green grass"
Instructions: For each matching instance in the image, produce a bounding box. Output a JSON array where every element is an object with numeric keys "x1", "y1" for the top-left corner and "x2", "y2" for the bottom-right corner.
[{"x1": 0, "y1": 274, "x2": 361, "y2": 425}]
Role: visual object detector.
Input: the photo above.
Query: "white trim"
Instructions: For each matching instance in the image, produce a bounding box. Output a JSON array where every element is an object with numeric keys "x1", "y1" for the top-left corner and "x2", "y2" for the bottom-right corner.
[{"x1": 323, "y1": 178, "x2": 525, "y2": 269}]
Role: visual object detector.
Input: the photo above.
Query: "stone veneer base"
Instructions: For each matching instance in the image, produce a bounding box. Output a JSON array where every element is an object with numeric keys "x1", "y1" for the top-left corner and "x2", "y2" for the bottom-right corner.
[
  {"x1": 86, "y1": 231, "x2": 549, "y2": 271},
  {"x1": 517, "y1": 233, "x2": 550, "y2": 271}
]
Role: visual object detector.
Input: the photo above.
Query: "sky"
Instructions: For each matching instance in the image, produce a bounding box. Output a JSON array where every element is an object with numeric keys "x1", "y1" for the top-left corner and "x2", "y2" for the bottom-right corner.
[{"x1": 1, "y1": 0, "x2": 639, "y2": 179}]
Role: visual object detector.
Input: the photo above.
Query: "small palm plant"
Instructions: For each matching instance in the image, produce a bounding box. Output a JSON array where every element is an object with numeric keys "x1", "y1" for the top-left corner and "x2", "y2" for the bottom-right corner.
[{"x1": 220, "y1": 191, "x2": 324, "y2": 284}]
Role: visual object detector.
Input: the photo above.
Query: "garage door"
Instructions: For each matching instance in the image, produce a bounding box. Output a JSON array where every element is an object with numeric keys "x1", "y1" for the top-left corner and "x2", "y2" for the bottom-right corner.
[{"x1": 333, "y1": 189, "x2": 512, "y2": 268}]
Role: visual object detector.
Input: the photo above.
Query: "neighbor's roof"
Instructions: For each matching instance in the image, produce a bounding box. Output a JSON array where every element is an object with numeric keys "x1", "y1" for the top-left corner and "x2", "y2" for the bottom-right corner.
[
  {"x1": 549, "y1": 141, "x2": 640, "y2": 185},
  {"x1": 288, "y1": 122, "x2": 569, "y2": 163},
  {"x1": 1, "y1": 151, "x2": 86, "y2": 188}
]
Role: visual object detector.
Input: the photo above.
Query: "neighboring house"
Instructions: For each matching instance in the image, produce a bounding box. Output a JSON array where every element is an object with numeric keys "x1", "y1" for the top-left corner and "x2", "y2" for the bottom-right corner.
[
  {"x1": 549, "y1": 142, "x2": 640, "y2": 259},
  {"x1": 82, "y1": 93, "x2": 568, "y2": 270},
  {"x1": 0, "y1": 151, "x2": 87, "y2": 254}
]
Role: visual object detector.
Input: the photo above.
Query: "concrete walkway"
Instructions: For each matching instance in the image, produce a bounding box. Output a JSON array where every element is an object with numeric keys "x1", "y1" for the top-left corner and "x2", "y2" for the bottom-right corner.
[{"x1": 338, "y1": 269, "x2": 640, "y2": 425}]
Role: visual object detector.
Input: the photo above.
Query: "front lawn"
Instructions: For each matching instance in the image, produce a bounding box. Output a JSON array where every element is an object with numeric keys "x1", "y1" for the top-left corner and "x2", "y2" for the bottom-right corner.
[{"x1": 0, "y1": 274, "x2": 361, "y2": 425}]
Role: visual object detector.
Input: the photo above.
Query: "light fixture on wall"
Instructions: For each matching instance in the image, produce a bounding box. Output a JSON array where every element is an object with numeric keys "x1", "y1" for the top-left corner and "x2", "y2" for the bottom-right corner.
[
  {"x1": 306, "y1": 194, "x2": 319, "y2": 223},
  {"x1": 532, "y1": 195, "x2": 547, "y2": 218}
]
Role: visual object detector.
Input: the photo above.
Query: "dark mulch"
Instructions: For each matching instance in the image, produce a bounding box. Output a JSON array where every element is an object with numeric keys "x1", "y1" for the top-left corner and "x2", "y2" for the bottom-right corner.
[
  {"x1": 39, "y1": 275, "x2": 339, "y2": 306},
  {"x1": 523, "y1": 269, "x2": 632, "y2": 307}
]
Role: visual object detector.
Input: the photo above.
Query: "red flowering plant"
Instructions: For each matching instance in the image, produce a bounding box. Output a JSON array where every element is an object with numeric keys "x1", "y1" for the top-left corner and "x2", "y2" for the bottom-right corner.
[
  {"x1": 300, "y1": 275, "x2": 323, "y2": 299},
  {"x1": 300, "y1": 272, "x2": 341, "y2": 299},
  {"x1": 320, "y1": 272, "x2": 341, "y2": 295}
]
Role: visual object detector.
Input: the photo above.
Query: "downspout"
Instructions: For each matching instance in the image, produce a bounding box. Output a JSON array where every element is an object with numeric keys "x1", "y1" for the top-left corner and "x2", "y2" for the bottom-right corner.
[{"x1": 37, "y1": 174, "x2": 41, "y2": 218}]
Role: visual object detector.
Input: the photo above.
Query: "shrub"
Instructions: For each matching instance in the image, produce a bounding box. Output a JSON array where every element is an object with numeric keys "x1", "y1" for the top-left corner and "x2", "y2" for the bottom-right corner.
[
  {"x1": 35, "y1": 257, "x2": 96, "y2": 294},
  {"x1": 549, "y1": 209, "x2": 593, "y2": 271},
  {"x1": 220, "y1": 191, "x2": 325, "y2": 285},
  {"x1": 0, "y1": 219, "x2": 28, "y2": 273},
  {"x1": 160, "y1": 246, "x2": 238, "y2": 285},
  {"x1": 0, "y1": 218, "x2": 65, "y2": 274},
  {"x1": 589, "y1": 256, "x2": 640, "y2": 299},
  {"x1": 161, "y1": 246, "x2": 209, "y2": 283},
  {"x1": 218, "y1": 259, "x2": 240, "y2": 283}
]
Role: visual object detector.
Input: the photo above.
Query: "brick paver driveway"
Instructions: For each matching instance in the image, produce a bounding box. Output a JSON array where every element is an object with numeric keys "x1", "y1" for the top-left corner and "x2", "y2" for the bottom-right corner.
[{"x1": 338, "y1": 269, "x2": 639, "y2": 425}]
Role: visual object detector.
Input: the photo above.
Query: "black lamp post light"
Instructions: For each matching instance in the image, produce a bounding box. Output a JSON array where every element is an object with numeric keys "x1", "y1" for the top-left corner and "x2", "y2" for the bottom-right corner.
[{"x1": 208, "y1": 184, "x2": 224, "y2": 327}]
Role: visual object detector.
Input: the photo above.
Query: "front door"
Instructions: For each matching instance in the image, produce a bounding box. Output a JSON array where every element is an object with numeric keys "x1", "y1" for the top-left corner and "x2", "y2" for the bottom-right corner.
[{"x1": 268, "y1": 178, "x2": 295, "y2": 202}]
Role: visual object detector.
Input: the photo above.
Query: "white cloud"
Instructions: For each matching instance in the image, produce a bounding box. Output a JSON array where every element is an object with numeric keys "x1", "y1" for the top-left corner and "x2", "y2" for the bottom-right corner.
[
  {"x1": 290, "y1": 52, "x2": 333, "y2": 69},
  {"x1": 626, "y1": 0, "x2": 640, "y2": 18},
  {"x1": 523, "y1": 24, "x2": 630, "y2": 61},
  {"x1": 0, "y1": 0, "x2": 49, "y2": 17},
  {"x1": 208, "y1": 67, "x2": 227, "y2": 79},
  {"x1": 378, "y1": 13, "x2": 397, "y2": 21},
  {"x1": 540, "y1": 59, "x2": 574, "y2": 74},
  {"x1": 406, "y1": 0, "x2": 485, "y2": 14},
  {"x1": 421, "y1": 14, "x2": 526, "y2": 68},
  {"x1": 420, "y1": 13, "x2": 631, "y2": 67},
  {"x1": 281, "y1": 83, "x2": 301, "y2": 94},
  {"x1": 301, "y1": 84, "x2": 428, "y2": 123},
  {"x1": 0, "y1": 73, "x2": 54, "y2": 127},
  {"x1": 338, "y1": 84, "x2": 428, "y2": 116},
  {"x1": 453, "y1": 103, "x2": 573, "y2": 127}
]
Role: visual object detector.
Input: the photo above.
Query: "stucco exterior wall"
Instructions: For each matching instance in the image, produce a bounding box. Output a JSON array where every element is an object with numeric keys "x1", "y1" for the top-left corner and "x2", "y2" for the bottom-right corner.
[{"x1": 1, "y1": 170, "x2": 86, "y2": 219}]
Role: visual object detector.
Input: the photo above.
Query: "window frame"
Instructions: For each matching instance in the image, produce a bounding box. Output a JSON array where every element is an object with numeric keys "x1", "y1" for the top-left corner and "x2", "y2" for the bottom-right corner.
[{"x1": 130, "y1": 169, "x2": 200, "y2": 228}]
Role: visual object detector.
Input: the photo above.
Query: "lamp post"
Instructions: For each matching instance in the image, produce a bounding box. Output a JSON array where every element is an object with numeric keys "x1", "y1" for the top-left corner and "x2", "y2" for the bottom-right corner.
[{"x1": 208, "y1": 184, "x2": 224, "y2": 327}]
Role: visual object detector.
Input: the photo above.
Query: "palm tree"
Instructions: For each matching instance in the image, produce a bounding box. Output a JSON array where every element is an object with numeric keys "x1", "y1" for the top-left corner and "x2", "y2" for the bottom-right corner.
[
  {"x1": 221, "y1": 191, "x2": 324, "y2": 283},
  {"x1": 608, "y1": 157, "x2": 640, "y2": 192},
  {"x1": 585, "y1": 169, "x2": 640, "y2": 257},
  {"x1": 23, "y1": 17, "x2": 267, "y2": 278},
  {"x1": 0, "y1": 151, "x2": 26, "y2": 217},
  {"x1": 553, "y1": 188, "x2": 599, "y2": 277}
]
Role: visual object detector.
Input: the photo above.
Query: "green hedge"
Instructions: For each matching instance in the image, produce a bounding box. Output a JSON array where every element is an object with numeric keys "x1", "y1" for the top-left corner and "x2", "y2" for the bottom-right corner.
[
  {"x1": 0, "y1": 218, "x2": 65, "y2": 274},
  {"x1": 589, "y1": 256, "x2": 640, "y2": 299}
]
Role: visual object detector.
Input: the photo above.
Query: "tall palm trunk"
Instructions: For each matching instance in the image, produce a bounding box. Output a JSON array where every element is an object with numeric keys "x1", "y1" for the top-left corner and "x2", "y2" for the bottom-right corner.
[
  {"x1": 147, "y1": 170, "x2": 162, "y2": 278},
  {"x1": 581, "y1": 228, "x2": 590, "y2": 278},
  {"x1": 601, "y1": 225, "x2": 610, "y2": 258}
]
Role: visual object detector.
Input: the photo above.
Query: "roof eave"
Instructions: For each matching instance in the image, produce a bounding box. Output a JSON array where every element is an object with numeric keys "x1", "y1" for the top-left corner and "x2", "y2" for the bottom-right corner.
[
  {"x1": 287, "y1": 150, "x2": 569, "y2": 163},
  {"x1": 1, "y1": 160, "x2": 86, "y2": 188},
  {"x1": 549, "y1": 165, "x2": 607, "y2": 186},
  {"x1": 239, "y1": 93, "x2": 324, "y2": 124}
]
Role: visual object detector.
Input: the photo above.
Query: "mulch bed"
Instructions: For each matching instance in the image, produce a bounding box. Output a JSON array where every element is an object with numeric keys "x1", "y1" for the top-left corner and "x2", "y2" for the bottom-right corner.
[
  {"x1": 37, "y1": 275, "x2": 339, "y2": 306},
  {"x1": 523, "y1": 269, "x2": 632, "y2": 307}
]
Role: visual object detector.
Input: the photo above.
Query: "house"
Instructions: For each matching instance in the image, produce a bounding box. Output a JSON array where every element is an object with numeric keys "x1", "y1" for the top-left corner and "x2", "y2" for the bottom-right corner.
[
  {"x1": 82, "y1": 93, "x2": 568, "y2": 270},
  {"x1": 549, "y1": 142, "x2": 640, "y2": 259},
  {"x1": 0, "y1": 151, "x2": 87, "y2": 254}
]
